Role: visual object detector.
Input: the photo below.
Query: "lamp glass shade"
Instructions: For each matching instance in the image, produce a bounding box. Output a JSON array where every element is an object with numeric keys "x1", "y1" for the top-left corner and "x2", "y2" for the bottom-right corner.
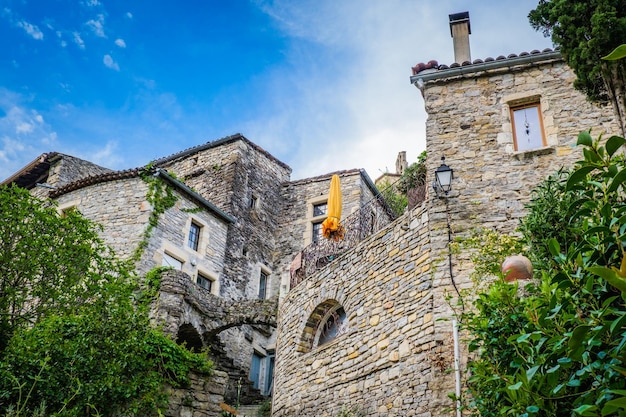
[{"x1": 435, "y1": 165, "x2": 453, "y2": 193}]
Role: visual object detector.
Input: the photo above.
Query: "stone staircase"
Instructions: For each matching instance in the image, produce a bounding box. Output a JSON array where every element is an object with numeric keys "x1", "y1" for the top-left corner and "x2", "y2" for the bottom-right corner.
[{"x1": 207, "y1": 337, "x2": 267, "y2": 406}]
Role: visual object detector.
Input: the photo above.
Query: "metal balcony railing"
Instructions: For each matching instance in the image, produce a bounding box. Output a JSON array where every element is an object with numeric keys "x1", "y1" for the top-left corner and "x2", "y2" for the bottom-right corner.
[{"x1": 289, "y1": 179, "x2": 426, "y2": 289}]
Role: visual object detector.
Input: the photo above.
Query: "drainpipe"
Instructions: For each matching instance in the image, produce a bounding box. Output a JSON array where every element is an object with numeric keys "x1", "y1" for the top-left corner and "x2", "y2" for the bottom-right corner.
[{"x1": 453, "y1": 319, "x2": 461, "y2": 417}]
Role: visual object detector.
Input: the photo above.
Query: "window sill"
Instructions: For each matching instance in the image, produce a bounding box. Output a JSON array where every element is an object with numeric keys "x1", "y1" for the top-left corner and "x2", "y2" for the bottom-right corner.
[{"x1": 511, "y1": 145, "x2": 556, "y2": 160}]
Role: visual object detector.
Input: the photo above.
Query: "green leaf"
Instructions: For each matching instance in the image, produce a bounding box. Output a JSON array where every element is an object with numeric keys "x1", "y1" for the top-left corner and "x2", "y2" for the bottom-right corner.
[
  {"x1": 573, "y1": 404, "x2": 597, "y2": 416},
  {"x1": 526, "y1": 405, "x2": 540, "y2": 413},
  {"x1": 602, "y1": 44, "x2": 626, "y2": 61},
  {"x1": 566, "y1": 166, "x2": 596, "y2": 191},
  {"x1": 547, "y1": 238, "x2": 561, "y2": 256},
  {"x1": 606, "y1": 135, "x2": 626, "y2": 157},
  {"x1": 526, "y1": 365, "x2": 539, "y2": 383},
  {"x1": 569, "y1": 325, "x2": 591, "y2": 350},
  {"x1": 508, "y1": 381, "x2": 523, "y2": 390},
  {"x1": 577, "y1": 131, "x2": 593, "y2": 146},
  {"x1": 588, "y1": 266, "x2": 626, "y2": 294},
  {"x1": 607, "y1": 167, "x2": 626, "y2": 193}
]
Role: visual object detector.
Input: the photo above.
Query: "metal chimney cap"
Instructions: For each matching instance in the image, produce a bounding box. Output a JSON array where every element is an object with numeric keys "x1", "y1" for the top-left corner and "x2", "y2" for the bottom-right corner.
[{"x1": 449, "y1": 11, "x2": 471, "y2": 35}]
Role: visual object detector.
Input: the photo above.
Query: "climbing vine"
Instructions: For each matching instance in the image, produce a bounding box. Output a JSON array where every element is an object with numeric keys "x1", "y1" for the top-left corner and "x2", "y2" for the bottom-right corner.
[{"x1": 131, "y1": 166, "x2": 180, "y2": 263}]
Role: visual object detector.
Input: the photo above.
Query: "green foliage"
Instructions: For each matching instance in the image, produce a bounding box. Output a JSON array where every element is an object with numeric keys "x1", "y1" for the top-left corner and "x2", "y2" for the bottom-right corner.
[
  {"x1": 0, "y1": 185, "x2": 132, "y2": 351},
  {"x1": 379, "y1": 151, "x2": 427, "y2": 216},
  {"x1": 256, "y1": 400, "x2": 271, "y2": 417},
  {"x1": 603, "y1": 44, "x2": 626, "y2": 61},
  {"x1": 529, "y1": 0, "x2": 626, "y2": 103},
  {"x1": 132, "y1": 168, "x2": 179, "y2": 262},
  {"x1": 518, "y1": 169, "x2": 581, "y2": 272},
  {"x1": 463, "y1": 132, "x2": 626, "y2": 416},
  {"x1": 0, "y1": 186, "x2": 212, "y2": 416},
  {"x1": 452, "y1": 228, "x2": 525, "y2": 290}
]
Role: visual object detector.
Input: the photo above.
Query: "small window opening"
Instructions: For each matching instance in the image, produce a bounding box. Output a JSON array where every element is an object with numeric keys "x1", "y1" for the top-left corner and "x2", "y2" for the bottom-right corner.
[
  {"x1": 259, "y1": 270, "x2": 268, "y2": 299},
  {"x1": 188, "y1": 222, "x2": 201, "y2": 251},
  {"x1": 196, "y1": 272, "x2": 213, "y2": 292}
]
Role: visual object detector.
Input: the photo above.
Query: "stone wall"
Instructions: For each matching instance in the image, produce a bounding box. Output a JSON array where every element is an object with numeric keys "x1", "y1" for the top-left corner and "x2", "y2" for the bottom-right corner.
[
  {"x1": 157, "y1": 137, "x2": 290, "y2": 385},
  {"x1": 420, "y1": 55, "x2": 620, "y2": 406},
  {"x1": 165, "y1": 370, "x2": 228, "y2": 417},
  {"x1": 273, "y1": 205, "x2": 439, "y2": 417},
  {"x1": 276, "y1": 170, "x2": 385, "y2": 297},
  {"x1": 52, "y1": 175, "x2": 229, "y2": 282}
]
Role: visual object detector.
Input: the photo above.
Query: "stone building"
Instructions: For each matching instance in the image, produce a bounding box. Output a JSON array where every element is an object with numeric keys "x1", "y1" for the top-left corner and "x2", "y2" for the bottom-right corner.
[
  {"x1": 2, "y1": 133, "x2": 390, "y2": 413},
  {"x1": 272, "y1": 12, "x2": 620, "y2": 417}
]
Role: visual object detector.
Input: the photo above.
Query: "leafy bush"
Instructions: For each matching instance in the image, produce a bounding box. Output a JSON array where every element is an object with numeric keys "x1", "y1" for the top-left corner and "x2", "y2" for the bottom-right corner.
[
  {"x1": 463, "y1": 132, "x2": 626, "y2": 416},
  {"x1": 0, "y1": 186, "x2": 212, "y2": 416}
]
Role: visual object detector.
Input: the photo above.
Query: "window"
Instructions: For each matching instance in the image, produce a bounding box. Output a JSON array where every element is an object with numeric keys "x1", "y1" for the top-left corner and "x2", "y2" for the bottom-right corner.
[
  {"x1": 249, "y1": 194, "x2": 258, "y2": 209},
  {"x1": 162, "y1": 252, "x2": 183, "y2": 270},
  {"x1": 313, "y1": 202, "x2": 327, "y2": 217},
  {"x1": 187, "y1": 222, "x2": 201, "y2": 251},
  {"x1": 316, "y1": 307, "x2": 348, "y2": 347},
  {"x1": 196, "y1": 272, "x2": 213, "y2": 292},
  {"x1": 250, "y1": 352, "x2": 263, "y2": 390},
  {"x1": 259, "y1": 270, "x2": 268, "y2": 299},
  {"x1": 511, "y1": 102, "x2": 546, "y2": 151},
  {"x1": 312, "y1": 221, "x2": 323, "y2": 243}
]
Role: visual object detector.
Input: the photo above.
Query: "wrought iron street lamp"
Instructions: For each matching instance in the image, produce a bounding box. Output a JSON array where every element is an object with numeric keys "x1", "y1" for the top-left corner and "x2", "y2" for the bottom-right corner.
[{"x1": 433, "y1": 156, "x2": 453, "y2": 197}]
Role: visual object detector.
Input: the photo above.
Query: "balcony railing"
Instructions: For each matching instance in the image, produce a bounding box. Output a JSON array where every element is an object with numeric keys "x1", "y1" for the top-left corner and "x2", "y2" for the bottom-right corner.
[{"x1": 289, "y1": 179, "x2": 426, "y2": 289}]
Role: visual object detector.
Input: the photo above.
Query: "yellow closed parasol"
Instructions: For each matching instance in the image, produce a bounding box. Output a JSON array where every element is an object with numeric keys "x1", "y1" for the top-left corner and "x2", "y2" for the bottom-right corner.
[{"x1": 322, "y1": 174, "x2": 345, "y2": 241}]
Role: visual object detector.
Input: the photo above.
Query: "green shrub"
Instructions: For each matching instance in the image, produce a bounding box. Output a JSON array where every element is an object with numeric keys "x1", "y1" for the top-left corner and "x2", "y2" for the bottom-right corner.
[{"x1": 463, "y1": 132, "x2": 626, "y2": 416}]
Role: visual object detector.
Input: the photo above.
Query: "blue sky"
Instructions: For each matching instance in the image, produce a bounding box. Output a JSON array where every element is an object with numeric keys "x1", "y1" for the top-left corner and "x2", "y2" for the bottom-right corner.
[{"x1": 0, "y1": 0, "x2": 552, "y2": 181}]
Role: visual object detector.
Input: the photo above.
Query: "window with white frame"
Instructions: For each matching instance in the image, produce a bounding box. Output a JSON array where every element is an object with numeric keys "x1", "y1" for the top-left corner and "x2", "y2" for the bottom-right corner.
[{"x1": 510, "y1": 102, "x2": 547, "y2": 152}]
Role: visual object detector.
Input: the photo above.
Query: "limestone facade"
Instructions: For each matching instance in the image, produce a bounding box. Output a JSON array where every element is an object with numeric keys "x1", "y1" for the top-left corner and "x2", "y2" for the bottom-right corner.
[{"x1": 272, "y1": 50, "x2": 621, "y2": 416}]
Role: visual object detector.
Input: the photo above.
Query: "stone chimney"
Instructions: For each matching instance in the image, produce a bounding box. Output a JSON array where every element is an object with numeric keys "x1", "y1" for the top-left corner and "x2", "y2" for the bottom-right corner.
[{"x1": 449, "y1": 11, "x2": 471, "y2": 64}]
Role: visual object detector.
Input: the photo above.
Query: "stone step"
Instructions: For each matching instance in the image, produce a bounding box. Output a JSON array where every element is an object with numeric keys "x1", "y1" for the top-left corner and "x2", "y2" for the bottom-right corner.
[{"x1": 237, "y1": 404, "x2": 261, "y2": 416}]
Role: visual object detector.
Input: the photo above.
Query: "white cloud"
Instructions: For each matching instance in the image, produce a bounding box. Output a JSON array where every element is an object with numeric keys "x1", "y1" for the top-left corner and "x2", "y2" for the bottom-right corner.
[
  {"x1": 86, "y1": 14, "x2": 105, "y2": 37},
  {"x1": 73, "y1": 32, "x2": 85, "y2": 49},
  {"x1": 125, "y1": 12, "x2": 133, "y2": 19},
  {"x1": 115, "y1": 38, "x2": 126, "y2": 48},
  {"x1": 17, "y1": 20, "x2": 43, "y2": 40},
  {"x1": 85, "y1": 0, "x2": 101, "y2": 6},
  {"x1": 87, "y1": 140, "x2": 122, "y2": 167},
  {"x1": 103, "y1": 54, "x2": 120, "y2": 71},
  {"x1": 0, "y1": 89, "x2": 59, "y2": 179}
]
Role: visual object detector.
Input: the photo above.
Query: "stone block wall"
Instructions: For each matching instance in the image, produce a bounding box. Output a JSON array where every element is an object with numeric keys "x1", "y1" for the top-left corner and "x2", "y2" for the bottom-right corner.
[
  {"x1": 273, "y1": 205, "x2": 445, "y2": 417},
  {"x1": 419, "y1": 55, "x2": 621, "y2": 406},
  {"x1": 157, "y1": 137, "x2": 291, "y2": 386},
  {"x1": 276, "y1": 170, "x2": 385, "y2": 297},
  {"x1": 54, "y1": 177, "x2": 151, "y2": 261},
  {"x1": 165, "y1": 370, "x2": 228, "y2": 417}
]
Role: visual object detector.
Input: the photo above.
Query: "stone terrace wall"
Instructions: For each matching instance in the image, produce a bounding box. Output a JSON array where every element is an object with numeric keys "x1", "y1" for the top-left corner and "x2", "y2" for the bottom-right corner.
[
  {"x1": 420, "y1": 56, "x2": 621, "y2": 402},
  {"x1": 165, "y1": 370, "x2": 228, "y2": 417},
  {"x1": 273, "y1": 205, "x2": 446, "y2": 417}
]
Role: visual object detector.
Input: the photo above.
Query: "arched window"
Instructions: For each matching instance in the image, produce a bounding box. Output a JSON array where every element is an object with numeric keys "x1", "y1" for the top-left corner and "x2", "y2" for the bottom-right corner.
[
  {"x1": 298, "y1": 300, "x2": 349, "y2": 353},
  {"x1": 315, "y1": 306, "x2": 348, "y2": 347}
]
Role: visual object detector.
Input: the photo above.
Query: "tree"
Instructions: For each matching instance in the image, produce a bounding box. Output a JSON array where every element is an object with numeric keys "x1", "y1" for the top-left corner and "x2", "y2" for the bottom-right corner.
[
  {"x1": 529, "y1": 0, "x2": 626, "y2": 135},
  {"x1": 462, "y1": 132, "x2": 626, "y2": 416},
  {"x1": 0, "y1": 186, "x2": 212, "y2": 416}
]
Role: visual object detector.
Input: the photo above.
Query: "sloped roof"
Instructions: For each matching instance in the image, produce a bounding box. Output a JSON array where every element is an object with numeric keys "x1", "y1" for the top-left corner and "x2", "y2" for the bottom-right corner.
[
  {"x1": 410, "y1": 48, "x2": 561, "y2": 84},
  {"x1": 286, "y1": 168, "x2": 381, "y2": 197},
  {"x1": 152, "y1": 132, "x2": 292, "y2": 173},
  {"x1": 49, "y1": 167, "x2": 235, "y2": 224},
  {"x1": 1, "y1": 152, "x2": 60, "y2": 188}
]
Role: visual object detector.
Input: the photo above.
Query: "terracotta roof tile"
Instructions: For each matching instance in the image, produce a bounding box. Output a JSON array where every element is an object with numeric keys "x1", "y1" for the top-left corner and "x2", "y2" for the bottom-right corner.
[{"x1": 411, "y1": 48, "x2": 558, "y2": 76}]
